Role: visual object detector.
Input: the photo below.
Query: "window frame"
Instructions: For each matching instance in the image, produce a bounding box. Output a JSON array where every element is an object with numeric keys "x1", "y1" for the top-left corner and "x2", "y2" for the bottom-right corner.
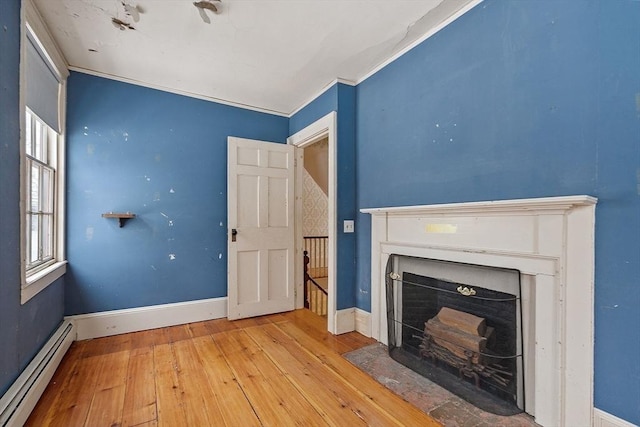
[
  {"x1": 20, "y1": 0, "x2": 69, "y2": 304},
  {"x1": 25, "y1": 108, "x2": 57, "y2": 273}
]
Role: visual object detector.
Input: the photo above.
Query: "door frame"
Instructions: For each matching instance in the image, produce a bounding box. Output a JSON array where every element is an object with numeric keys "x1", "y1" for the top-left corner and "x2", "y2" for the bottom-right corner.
[{"x1": 287, "y1": 111, "x2": 337, "y2": 334}]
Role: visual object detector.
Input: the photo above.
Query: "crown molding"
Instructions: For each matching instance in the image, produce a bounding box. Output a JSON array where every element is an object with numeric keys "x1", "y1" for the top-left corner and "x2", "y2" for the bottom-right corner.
[{"x1": 68, "y1": 66, "x2": 290, "y2": 117}]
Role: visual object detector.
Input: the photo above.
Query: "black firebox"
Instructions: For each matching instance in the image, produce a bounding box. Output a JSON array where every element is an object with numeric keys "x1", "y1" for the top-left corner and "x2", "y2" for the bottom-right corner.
[{"x1": 385, "y1": 255, "x2": 524, "y2": 415}]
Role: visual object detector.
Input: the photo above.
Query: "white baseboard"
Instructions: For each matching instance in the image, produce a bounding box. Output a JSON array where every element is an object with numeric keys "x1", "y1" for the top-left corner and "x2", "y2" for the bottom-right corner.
[
  {"x1": 594, "y1": 409, "x2": 638, "y2": 427},
  {"x1": 355, "y1": 308, "x2": 371, "y2": 337},
  {"x1": 0, "y1": 320, "x2": 75, "y2": 427},
  {"x1": 334, "y1": 307, "x2": 355, "y2": 335},
  {"x1": 67, "y1": 297, "x2": 228, "y2": 340}
]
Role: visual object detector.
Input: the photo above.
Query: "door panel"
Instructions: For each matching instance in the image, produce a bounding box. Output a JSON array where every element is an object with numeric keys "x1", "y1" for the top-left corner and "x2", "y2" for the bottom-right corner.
[
  {"x1": 268, "y1": 177, "x2": 288, "y2": 227},
  {"x1": 236, "y1": 251, "x2": 259, "y2": 304},
  {"x1": 228, "y1": 137, "x2": 295, "y2": 320}
]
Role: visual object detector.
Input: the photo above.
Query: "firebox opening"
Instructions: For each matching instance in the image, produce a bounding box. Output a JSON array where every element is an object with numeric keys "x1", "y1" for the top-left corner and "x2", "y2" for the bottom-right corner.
[{"x1": 385, "y1": 255, "x2": 524, "y2": 416}]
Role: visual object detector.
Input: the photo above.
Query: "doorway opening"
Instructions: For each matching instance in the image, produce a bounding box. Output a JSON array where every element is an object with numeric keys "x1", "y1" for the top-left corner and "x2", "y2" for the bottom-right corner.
[
  {"x1": 288, "y1": 111, "x2": 337, "y2": 333},
  {"x1": 302, "y1": 137, "x2": 329, "y2": 317}
]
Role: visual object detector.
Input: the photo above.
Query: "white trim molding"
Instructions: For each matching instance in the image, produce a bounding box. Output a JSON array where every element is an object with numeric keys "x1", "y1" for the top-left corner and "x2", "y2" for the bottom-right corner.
[
  {"x1": 20, "y1": 0, "x2": 69, "y2": 305},
  {"x1": 361, "y1": 195, "x2": 597, "y2": 427},
  {"x1": 67, "y1": 297, "x2": 228, "y2": 340},
  {"x1": 336, "y1": 307, "x2": 372, "y2": 336},
  {"x1": 355, "y1": 308, "x2": 372, "y2": 337},
  {"x1": 335, "y1": 308, "x2": 356, "y2": 335},
  {"x1": 593, "y1": 409, "x2": 638, "y2": 427},
  {"x1": 21, "y1": 261, "x2": 67, "y2": 304},
  {"x1": 70, "y1": 67, "x2": 289, "y2": 118},
  {"x1": 289, "y1": 78, "x2": 356, "y2": 117},
  {"x1": 288, "y1": 111, "x2": 338, "y2": 335},
  {"x1": 357, "y1": 0, "x2": 483, "y2": 85}
]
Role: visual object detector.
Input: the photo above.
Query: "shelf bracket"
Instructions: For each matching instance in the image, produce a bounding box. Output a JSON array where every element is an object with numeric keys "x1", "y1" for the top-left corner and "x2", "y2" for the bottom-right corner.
[{"x1": 102, "y1": 212, "x2": 136, "y2": 228}]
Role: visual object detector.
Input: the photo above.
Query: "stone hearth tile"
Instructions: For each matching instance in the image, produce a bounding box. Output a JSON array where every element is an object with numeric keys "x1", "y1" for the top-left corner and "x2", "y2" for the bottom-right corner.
[
  {"x1": 429, "y1": 400, "x2": 484, "y2": 427},
  {"x1": 399, "y1": 388, "x2": 449, "y2": 413},
  {"x1": 467, "y1": 409, "x2": 538, "y2": 427},
  {"x1": 343, "y1": 344, "x2": 541, "y2": 427}
]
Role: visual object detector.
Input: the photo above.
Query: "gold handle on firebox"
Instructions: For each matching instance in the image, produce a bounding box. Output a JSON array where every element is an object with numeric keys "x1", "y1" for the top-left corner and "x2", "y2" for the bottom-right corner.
[{"x1": 456, "y1": 286, "x2": 476, "y2": 296}]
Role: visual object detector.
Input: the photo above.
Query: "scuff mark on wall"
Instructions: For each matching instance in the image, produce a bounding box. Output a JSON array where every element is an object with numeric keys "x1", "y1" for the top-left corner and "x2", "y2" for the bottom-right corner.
[
  {"x1": 86, "y1": 227, "x2": 94, "y2": 241},
  {"x1": 169, "y1": 188, "x2": 175, "y2": 193},
  {"x1": 169, "y1": 254, "x2": 176, "y2": 260},
  {"x1": 218, "y1": 253, "x2": 223, "y2": 259}
]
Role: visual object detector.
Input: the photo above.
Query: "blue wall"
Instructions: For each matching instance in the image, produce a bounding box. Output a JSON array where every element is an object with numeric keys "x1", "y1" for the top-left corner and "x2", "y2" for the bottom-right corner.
[
  {"x1": 4, "y1": 1, "x2": 637, "y2": 423},
  {"x1": 0, "y1": 0, "x2": 65, "y2": 396},
  {"x1": 355, "y1": 0, "x2": 639, "y2": 423},
  {"x1": 290, "y1": 83, "x2": 357, "y2": 309},
  {"x1": 65, "y1": 73, "x2": 289, "y2": 315}
]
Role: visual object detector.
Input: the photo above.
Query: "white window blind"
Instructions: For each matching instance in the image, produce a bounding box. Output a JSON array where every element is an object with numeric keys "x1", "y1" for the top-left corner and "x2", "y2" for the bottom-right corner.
[{"x1": 25, "y1": 34, "x2": 60, "y2": 132}]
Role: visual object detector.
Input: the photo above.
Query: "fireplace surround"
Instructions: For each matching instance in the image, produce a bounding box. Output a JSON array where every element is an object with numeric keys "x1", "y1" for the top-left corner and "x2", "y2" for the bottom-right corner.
[{"x1": 361, "y1": 196, "x2": 597, "y2": 427}]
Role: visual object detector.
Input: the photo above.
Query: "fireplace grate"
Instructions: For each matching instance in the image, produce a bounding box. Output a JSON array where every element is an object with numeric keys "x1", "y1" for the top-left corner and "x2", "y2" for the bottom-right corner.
[{"x1": 385, "y1": 255, "x2": 524, "y2": 416}]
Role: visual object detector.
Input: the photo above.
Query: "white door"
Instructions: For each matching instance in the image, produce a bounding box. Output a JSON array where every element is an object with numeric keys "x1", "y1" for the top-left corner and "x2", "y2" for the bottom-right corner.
[{"x1": 227, "y1": 137, "x2": 295, "y2": 320}]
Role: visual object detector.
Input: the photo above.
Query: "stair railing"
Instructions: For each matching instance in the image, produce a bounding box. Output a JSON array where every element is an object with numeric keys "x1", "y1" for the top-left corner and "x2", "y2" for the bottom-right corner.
[{"x1": 304, "y1": 247, "x2": 328, "y2": 316}]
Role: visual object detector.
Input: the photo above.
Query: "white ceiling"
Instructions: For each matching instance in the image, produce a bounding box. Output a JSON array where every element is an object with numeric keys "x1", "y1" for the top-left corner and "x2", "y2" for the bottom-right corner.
[{"x1": 34, "y1": 0, "x2": 477, "y2": 116}]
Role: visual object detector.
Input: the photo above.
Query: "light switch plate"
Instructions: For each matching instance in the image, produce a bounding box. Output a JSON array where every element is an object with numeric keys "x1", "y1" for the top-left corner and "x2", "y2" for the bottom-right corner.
[{"x1": 344, "y1": 220, "x2": 354, "y2": 233}]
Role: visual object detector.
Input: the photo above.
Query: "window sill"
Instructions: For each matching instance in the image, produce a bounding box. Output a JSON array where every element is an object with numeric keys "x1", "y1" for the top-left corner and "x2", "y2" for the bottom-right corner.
[{"x1": 21, "y1": 260, "x2": 67, "y2": 304}]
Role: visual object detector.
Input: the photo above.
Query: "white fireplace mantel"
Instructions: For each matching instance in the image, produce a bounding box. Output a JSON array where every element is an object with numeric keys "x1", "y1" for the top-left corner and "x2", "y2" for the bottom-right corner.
[{"x1": 361, "y1": 195, "x2": 597, "y2": 427}]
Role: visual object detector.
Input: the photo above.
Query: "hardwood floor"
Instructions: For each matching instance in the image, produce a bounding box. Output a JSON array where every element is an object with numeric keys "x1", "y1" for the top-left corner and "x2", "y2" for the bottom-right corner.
[{"x1": 26, "y1": 310, "x2": 441, "y2": 427}]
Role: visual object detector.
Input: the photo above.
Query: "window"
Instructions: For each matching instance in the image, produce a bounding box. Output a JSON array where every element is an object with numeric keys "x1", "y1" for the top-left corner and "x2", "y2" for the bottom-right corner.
[
  {"x1": 25, "y1": 109, "x2": 57, "y2": 273},
  {"x1": 21, "y1": 6, "x2": 68, "y2": 303}
]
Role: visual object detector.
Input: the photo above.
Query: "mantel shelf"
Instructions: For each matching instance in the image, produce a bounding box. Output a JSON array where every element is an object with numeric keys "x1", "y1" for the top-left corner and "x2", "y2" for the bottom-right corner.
[
  {"x1": 360, "y1": 195, "x2": 597, "y2": 216},
  {"x1": 102, "y1": 212, "x2": 136, "y2": 228}
]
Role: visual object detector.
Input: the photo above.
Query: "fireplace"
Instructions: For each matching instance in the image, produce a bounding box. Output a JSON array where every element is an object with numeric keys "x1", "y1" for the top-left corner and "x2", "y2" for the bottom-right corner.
[
  {"x1": 386, "y1": 256, "x2": 524, "y2": 415},
  {"x1": 361, "y1": 196, "x2": 596, "y2": 427}
]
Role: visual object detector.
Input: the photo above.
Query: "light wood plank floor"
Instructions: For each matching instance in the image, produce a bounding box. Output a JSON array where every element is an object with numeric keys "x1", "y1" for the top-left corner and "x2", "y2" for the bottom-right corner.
[{"x1": 27, "y1": 309, "x2": 442, "y2": 427}]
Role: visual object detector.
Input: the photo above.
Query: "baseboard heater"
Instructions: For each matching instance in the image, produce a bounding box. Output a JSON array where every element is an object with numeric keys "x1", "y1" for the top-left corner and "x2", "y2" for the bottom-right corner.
[{"x1": 0, "y1": 320, "x2": 75, "y2": 427}]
